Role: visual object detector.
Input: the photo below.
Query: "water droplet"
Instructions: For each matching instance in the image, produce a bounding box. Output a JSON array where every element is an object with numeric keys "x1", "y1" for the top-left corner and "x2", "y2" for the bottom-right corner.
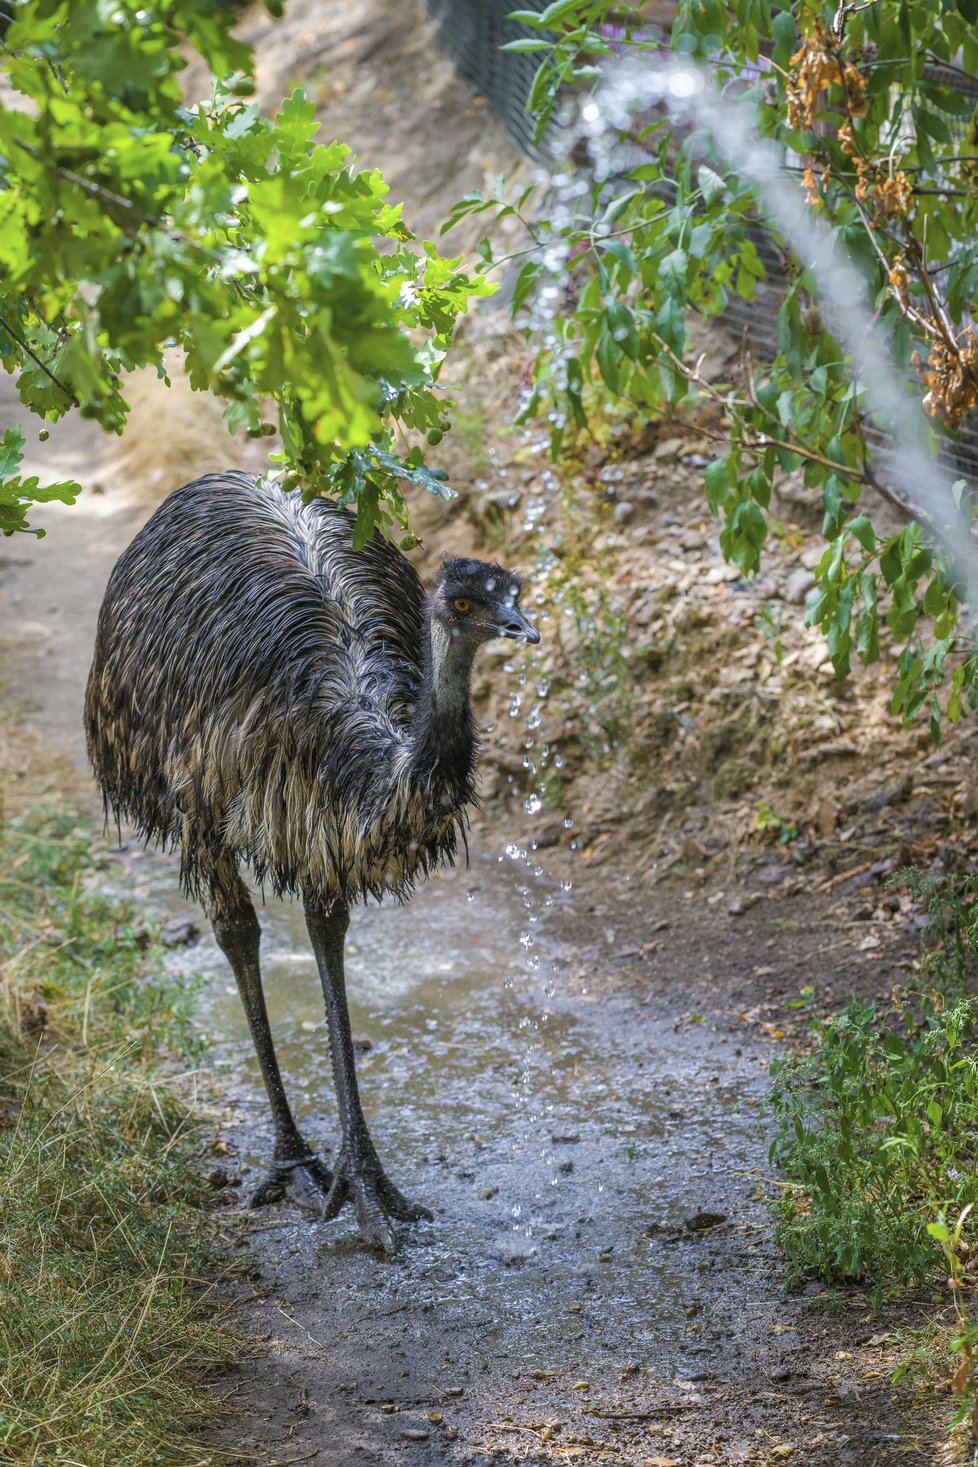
[{"x1": 523, "y1": 793, "x2": 542, "y2": 815}]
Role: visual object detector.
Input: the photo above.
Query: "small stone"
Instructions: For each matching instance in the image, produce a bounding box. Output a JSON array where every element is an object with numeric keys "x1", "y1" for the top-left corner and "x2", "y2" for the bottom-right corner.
[
  {"x1": 551, "y1": 1132, "x2": 581, "y2": 1144},
  {"x1": 685, "y1": 1211, "x2": 727, "y2": 1231},
  {"x1": 400, "y1": 1428, "x2": 430, "y2": 1441},
  {"x1": 613, "y1": 499, "x2": 635, "y2": 525},
  {"x1": 654, "y1": 436, "x2": 684, "y2": 460},
  {"x1": 160, "y1": 917, "x2": 200, "y2": 947},
  {"x1": 784, "y1": 568, "x2": 816, "y2": 604},
  {"x1": 533, "y1": 820, "x2": 564, "y2": 850},
  {"x1": 816, "y1": 799, "x2": 838, "y2": 837},
  {"x1": 756, "y1": 863, "x2": 791, "y2": 886},
  {"x1": 476, "y1": 1186, "x2": 499, "y2": 1200}
]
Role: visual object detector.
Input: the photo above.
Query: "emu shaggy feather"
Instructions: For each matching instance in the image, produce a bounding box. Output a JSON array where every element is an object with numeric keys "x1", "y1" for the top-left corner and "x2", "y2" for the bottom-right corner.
[{"x1": 85, "y1": 471, "x2": 488, "y2": 909}]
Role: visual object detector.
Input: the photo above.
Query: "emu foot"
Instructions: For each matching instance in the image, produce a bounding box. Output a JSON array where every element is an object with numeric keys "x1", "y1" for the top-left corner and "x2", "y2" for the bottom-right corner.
[
  {"x1": 320, "y1": 1151, "x2": 432, "y2": 1254},
  {"x1": 250, "y1": 1153, "x2": 333, "y2": 1211}
]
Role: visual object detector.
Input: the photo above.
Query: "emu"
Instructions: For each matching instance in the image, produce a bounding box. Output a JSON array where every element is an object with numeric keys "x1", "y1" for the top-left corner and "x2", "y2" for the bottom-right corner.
[{"x1": 85, "y1": 470, "x2": 539, "y2": 1253}]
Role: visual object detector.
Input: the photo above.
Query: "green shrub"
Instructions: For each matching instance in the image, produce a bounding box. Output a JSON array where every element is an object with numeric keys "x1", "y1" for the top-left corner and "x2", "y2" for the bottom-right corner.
[{"x1": 769, "y1": 870, "x2": 978, "y2": 1290}]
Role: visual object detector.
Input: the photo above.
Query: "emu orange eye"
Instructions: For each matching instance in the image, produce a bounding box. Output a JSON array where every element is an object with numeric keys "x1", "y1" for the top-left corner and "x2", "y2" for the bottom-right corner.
[{"x1": 452, "y1": 597, "x2": 472, "y2": 614}]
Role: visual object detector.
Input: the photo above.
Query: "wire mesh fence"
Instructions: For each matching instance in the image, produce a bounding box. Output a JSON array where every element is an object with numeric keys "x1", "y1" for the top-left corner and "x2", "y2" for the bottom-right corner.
[
  {"x1": 424, "y1": 0, "x2": 555, "y2": 157},
  {"x1": 426, "y1": 0, "x2": 978, "y2": 485}
]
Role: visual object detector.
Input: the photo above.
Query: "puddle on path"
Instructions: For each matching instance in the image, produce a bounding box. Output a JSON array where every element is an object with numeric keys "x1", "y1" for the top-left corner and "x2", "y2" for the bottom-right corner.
[{"x1": 116, "y1": 843, "x2": 775, "y2": 1457}]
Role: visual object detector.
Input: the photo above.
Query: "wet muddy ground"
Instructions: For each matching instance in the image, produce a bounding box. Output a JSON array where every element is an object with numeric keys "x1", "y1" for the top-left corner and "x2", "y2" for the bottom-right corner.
[{"x1": 107, "y1": 838, "x2": 942, "y2": 1467}]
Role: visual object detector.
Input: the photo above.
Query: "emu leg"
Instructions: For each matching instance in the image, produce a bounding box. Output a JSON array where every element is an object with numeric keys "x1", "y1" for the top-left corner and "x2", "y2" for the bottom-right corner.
[
  {"x1": 210, "y1": 875, "x2": 332, "y2": 1208},
  {"x1": 304, "y1": 897, "x2": 432, "y2": 1254}
]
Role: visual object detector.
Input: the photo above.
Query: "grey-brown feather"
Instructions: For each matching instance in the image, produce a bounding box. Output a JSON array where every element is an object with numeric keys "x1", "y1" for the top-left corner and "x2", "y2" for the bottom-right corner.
[{"x1": 85, "y1": 471, "x2": 488, "y2": 907}]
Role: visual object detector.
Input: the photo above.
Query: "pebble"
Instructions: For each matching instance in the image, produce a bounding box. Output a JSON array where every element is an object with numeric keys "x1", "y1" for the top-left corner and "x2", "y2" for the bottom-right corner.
[
  {"x1": 400, "y1": 1428, "x2": 430, "y2": 1441},
  {"x1": 784, "y1": 568, "x2": 816, "y2": 604},
  {"x1": 685, "y1": 1211, "x2": 727, "y2": 1231},
  {"x1": 654, "y1": 436, "x2": 684, "y2": 460},
  {"x1": 613, "y1": 499, "x2": 635, "y2": 525},
  {"x1": 160, "y1": 917, "x2": 200, "y2": 947}
]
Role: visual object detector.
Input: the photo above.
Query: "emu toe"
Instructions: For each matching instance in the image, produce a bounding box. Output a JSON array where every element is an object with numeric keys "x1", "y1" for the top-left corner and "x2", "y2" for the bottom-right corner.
[
  {"x1": 250, "y1": 1154, "x2": 334, "y2": 1211},
  {"x1": 319, "y1": 1153, "x2": 432, "y2": 1254}
]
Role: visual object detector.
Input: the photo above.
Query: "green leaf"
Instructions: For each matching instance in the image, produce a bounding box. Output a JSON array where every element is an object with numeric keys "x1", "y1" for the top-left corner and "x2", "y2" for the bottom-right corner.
[
  {"x1": 499, "y1": 38, "x2": 551, "y2": 52},
  {"x1": 697, "y1": 165, "x2": 725, "y2": 204},
  {"x1": 538, "y1": 0, "x2": 585, "y2": 23},
  {"x1": 704, "y1": 457, "x2": 729, "y2": 511},
  {"x1": 848, "y1": 515, "x2": 876, "y2": 553},
  {"x1": 511, "y1": 259, "x2": 544, "y2": 314}
]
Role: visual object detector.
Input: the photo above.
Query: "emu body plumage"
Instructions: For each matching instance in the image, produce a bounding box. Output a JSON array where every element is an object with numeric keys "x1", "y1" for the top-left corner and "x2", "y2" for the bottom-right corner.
[
  {"x1": 87, "y1": 470, "x2": 471, "y2": 906},
  {"x1": 85, "y1": 470, "x2": 538, "y2": 1251}
]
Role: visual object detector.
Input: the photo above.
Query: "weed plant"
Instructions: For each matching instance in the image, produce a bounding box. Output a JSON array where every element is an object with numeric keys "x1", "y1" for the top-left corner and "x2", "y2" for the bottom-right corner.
[
  {"x1": 0, "y1": 810, "x2": 237, "y2": 1464},
  {"x1": 769, "y1": 870, "x2": 978, "y2": 1290}
]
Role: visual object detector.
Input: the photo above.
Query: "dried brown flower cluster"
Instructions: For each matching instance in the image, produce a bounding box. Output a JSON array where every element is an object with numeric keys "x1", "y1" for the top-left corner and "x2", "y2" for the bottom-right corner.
[
  {"x1": 888, "y1": 255, "x2": 910, "y2": 309},
  {"x1": 786, "y1": 26, "x2": 868, "y2": 130},
  {"x1": 914, "y1": 325, "x2": 978, "y2": 428},
  {"x1": 853, "y1": 154, "x2": 913, "y2": 219}
]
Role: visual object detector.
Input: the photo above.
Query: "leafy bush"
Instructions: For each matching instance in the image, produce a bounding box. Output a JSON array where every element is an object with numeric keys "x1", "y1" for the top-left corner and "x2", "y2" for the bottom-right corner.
[
  {"x1": 770, "y1": 872, "x2": 978, "y2": 1290},
  {"x1": 0, "y1": 0, "x2": 490, "y2": 541},
  {"x1": 452, "y1": 0, "x2": 978, "y2": 734}
]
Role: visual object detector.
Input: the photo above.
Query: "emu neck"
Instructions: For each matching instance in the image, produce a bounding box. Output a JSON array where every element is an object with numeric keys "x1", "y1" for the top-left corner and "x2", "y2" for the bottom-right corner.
[{"x1": 410, "y1": 608, "x2": 478, "y2": 795}]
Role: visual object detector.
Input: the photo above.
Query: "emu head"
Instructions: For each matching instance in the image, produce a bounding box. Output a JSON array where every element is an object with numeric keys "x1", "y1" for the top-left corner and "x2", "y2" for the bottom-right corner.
[{"x1": 432, "y1": 558, "x2": 540, "y2": 647}]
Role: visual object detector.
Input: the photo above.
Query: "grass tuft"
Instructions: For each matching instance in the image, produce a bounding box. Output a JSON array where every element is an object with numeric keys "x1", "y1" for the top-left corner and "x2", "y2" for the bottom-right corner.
[{"x1": 0, "y1": 809, "x2": 239, "y2": 1465}]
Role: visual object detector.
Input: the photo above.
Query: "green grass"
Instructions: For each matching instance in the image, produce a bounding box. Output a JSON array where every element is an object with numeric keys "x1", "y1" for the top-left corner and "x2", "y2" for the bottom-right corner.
[
  {"x1": 0, "y1": 809, "x2": 239, "y2": 1465},
  {"x1": 769, "y1": 870, "x2": 978, "y2": 1293},
  {"x1": 768, "y1": 871, "x2": 978, "y2": 1440},
  {"x1": 769, "y1": 991, "x2": 978, "y2": 1289}
]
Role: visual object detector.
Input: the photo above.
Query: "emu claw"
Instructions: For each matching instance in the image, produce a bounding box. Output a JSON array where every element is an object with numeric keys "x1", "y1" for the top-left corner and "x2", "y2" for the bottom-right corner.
[
  {"x1": 250, "y1": 1153, "x2": 333, "y2": 1211},
  {"x1": 319, "y1": 1154, "x2": 432, "y2": 1254}
]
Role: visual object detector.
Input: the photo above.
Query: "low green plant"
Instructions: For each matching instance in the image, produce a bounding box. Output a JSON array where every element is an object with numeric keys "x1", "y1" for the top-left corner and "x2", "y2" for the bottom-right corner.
[
  {"x1": 925, "y1": 1207, "x2": 978, "y2": 1438},
  {"x1": 769, "y1": 870, "x2": 978, "y2": 1292},
  {"x1": 754, "y1": 801, "x2": 798, "y2": 844},
  {"x1": 0, "y1": 809, "x2": 236, "y2": 1465}
]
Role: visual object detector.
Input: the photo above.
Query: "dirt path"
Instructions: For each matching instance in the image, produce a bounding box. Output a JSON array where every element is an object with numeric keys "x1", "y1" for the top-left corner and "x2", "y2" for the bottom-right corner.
[
  {"x1": 0, "y1": 4, "x2": 963, "y2": 1465},
  {"x1": 172, "y1": 866, "x2": 939, "y2": 1467}
]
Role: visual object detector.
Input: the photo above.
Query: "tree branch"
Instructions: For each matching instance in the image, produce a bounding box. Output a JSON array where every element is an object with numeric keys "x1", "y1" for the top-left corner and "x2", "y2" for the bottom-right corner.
[{"x1": 0, "y1": 313, "x2": 78, "y2": 407}]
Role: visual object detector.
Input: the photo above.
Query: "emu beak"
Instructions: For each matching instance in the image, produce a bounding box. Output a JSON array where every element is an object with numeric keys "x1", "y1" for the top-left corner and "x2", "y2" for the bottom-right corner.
[{"x1": 497, "y1": 607, "x2": 541, "y2": 645}]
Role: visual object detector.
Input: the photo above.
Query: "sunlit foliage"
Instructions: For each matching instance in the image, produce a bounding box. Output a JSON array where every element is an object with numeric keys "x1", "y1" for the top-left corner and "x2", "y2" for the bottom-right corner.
[
  {"x1": 449, "y1": 0, "x2": 978, "y2": 737},
  {"x1": 0, "y1": 0, "x2": 491, "y2": 543}
]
